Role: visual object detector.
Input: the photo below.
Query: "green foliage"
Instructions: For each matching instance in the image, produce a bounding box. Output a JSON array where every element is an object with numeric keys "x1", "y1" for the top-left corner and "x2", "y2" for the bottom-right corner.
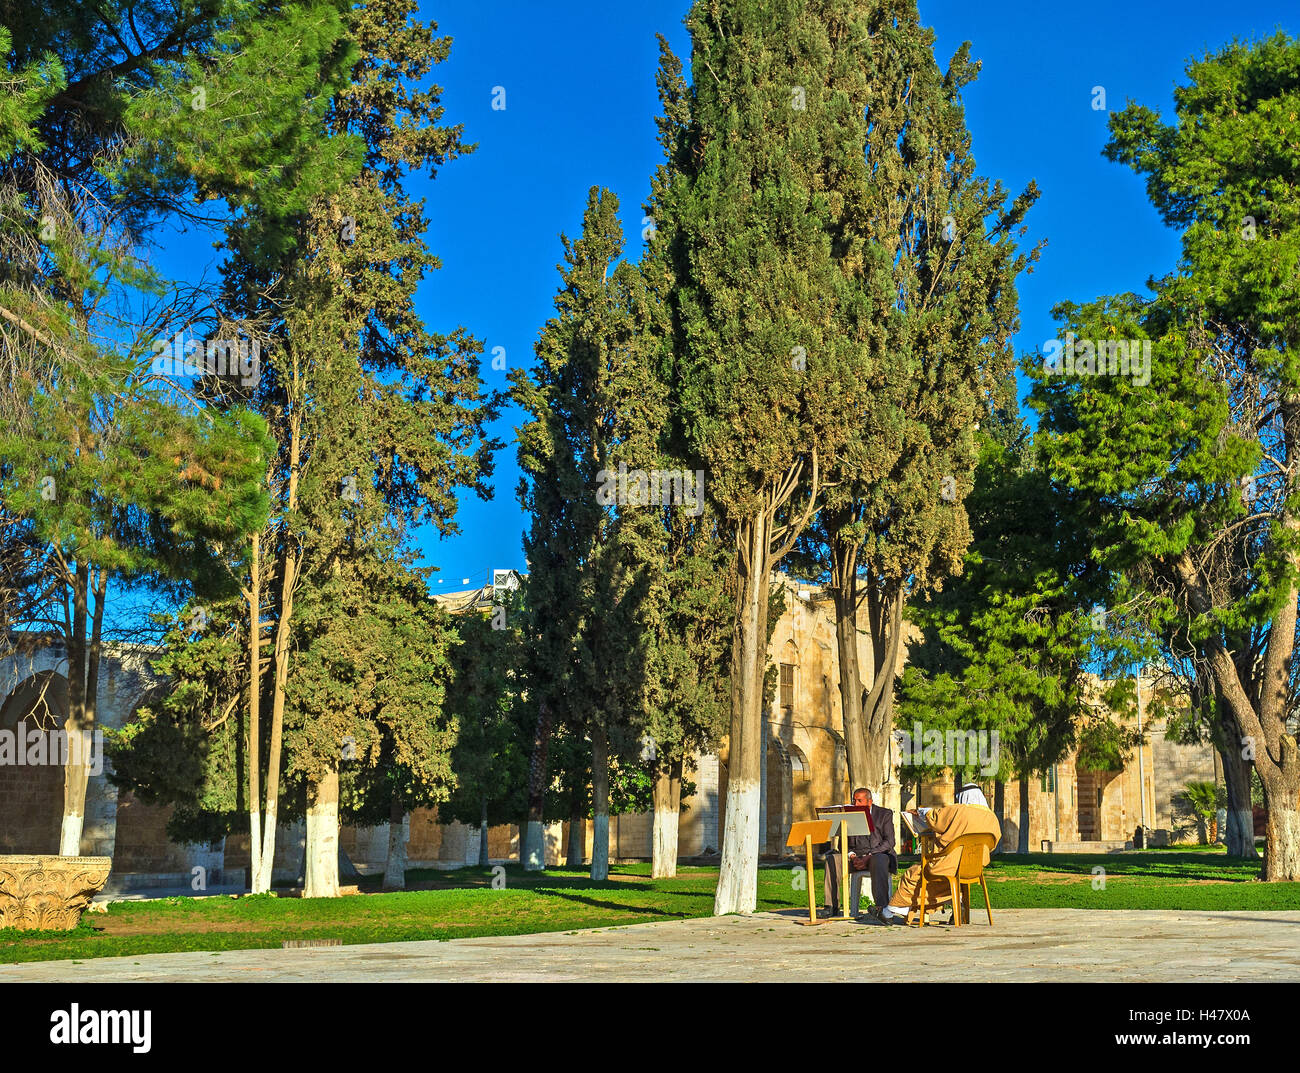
[
  {"x1": 438, "y1": 597, "x2": 531, "y2": 829},
  {"x1": 289, "y1": 553, "x2": 459, "y2": 822},
  {"x1": 105, "y1": 3, "x2": 497, "y2": 840},
  {"x1": 898, "y1": 413, "x2": 1090, "y2": 784},
  {"x1": 0, "y1": 27, "x2": 64, "y2": 158},
  {"x1": 1178, "y1": 780, "x2": 1225, "y2": 822},
  {"x1": 1028, "y1": 34, "x2": 1300, "y2": 840},
  {"x1": 105, "y1": 608, "x2": 250, "y2": 841},
  {"x1": 652, "y1": 0, "x2": 877, "y2": 526},
  {"x1": 511, "y1": 187, "x2": 657, "y2": 821},
  {"x1": 1075, "y1": 714, "x2": 1140, "y2": 773}
]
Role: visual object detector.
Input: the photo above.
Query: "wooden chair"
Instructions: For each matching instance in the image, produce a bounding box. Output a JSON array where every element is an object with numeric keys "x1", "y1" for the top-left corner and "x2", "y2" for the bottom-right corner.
[{"x1": 911, "y1": 832, "x2": 996, "y2": 928}]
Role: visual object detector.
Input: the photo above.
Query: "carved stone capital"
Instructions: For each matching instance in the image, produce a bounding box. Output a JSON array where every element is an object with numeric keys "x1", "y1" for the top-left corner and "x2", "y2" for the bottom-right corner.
[{"x1": 0, "y1": 855, "x2": 112, "y2": 931}]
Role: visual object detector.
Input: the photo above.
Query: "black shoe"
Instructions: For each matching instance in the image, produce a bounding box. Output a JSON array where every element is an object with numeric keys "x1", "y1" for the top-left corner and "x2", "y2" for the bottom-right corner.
[{"x1": 817, "y1": 907, "x2": 837, "y2": 919}]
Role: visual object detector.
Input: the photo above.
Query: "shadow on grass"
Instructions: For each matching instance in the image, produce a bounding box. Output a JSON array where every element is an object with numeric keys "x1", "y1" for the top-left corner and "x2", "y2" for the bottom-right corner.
[
  {"x1": 983, "y1": 852, "x2": 1262, "y2": 884},
  {"x1": 527, "y1": 887, "x2": 688, "y2": 917}
]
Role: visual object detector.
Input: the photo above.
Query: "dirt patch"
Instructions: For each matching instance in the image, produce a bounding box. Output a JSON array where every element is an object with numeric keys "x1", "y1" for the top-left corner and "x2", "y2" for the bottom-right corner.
[{"x1": 989, "y1": 872, "x2": 1090, "y2": 884}]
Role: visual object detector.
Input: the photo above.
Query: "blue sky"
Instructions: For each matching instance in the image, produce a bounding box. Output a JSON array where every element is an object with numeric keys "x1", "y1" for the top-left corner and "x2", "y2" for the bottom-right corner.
[{"x1": 160, "y1": 1, "x2": 1300, "y2": 594}]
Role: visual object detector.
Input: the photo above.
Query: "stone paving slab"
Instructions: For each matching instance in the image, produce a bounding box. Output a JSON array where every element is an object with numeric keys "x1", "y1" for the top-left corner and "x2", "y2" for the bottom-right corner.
[{"x1": 4, "y1": 909, "x2": 1299, "y2": 982}]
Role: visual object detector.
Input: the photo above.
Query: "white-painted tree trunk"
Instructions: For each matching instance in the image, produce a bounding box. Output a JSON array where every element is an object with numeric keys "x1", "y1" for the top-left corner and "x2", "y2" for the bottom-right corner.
[
  {"x1": 591, "y1": 721, "x2": 610, "y2": 882},
  {"x1": 651, "y1": 805, "x2": 680, "y2": 880},
  {"x1": 383, "y1": 797, "x2": 407, "y2": 889},
  {"x1": 61, "y1": 567, "x2": 104, "y2": 857},
  {"x1": 714, "y1": 781, "x2": 760, "y2": 913},
  {"x1": 58, "y1": 811, "x2": 83, "y2": 857},
  {"x1": 522, "y1": 820, "x2": 545, "y2": 871},
  {"x1": 591, "y1": 814, "x2": 609, "y2": 881},
  {"x1": 59, "y1": 726, "x2": 89, "y2": 855},
  {"x1": 60, "y1": 729, "x2": 98, "y2": 854},
  {"x1": 249, "y1": 810, "x2": 262, "y2": 891},
  {"x1": 303, "y1": 770, "x2": 340, "y2": 898},
  {"x1": 714, "y1": 513, "x2": 769, "y2": 916},
  {"x1": 567, "y1": 809, "x2": 585, "y2": 867},
  {"x1": 651, "y1": 762, "x2": 682, "y2": 879},
  {"x1": 247, "y1": 530, "x2": 263, "y2": 891},
  {"x1": 254, "y1": 799, "x2": 277, "y2": 893},
  {"x1": 477, "y1": 796, "x2": 490, "y2": 867}
]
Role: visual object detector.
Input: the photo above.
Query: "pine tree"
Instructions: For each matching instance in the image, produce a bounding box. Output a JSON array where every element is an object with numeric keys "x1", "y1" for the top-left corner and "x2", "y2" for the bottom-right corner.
[
  {"x1": 106, "y1": 1, "x2": 499, "y2": 894},
  {"x1": 1032, "y1": 33, "x2": 1300, "y2": 878}
]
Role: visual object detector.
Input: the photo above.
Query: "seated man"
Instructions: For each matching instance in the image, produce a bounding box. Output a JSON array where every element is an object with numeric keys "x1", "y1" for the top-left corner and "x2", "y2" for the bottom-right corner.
[
  {"x1": 822, "y1": 787, "x2": 896, "y2": 917},
  {"x1": 873, "y1": 784, "x2": 1001, "y2": 925}
]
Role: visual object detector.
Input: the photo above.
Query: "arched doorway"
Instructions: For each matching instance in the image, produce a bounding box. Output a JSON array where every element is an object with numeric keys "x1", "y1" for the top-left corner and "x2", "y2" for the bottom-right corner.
[
  {"x1": 1077, "y1": 767, "x2": 1122, "y2": 841},
  {"x1": 789, "y1": 744, "x2": 812, "y2": 823},
  {"x1": 765, "y1": 738, "x2": 794, "y2": 855},
  {"x1": 0, "y1": 671, "x2": 69, "y2": 854}
]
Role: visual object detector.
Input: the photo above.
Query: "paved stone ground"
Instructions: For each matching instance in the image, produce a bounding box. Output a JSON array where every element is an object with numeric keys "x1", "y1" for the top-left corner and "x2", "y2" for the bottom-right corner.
[{"x1": 5, "y1": 908, "x2": 1300, "y2": 981}]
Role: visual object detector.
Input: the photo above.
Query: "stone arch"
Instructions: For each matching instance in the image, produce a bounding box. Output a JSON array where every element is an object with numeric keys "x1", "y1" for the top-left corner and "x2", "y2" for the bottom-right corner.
[
  {"x1": 788, "y1": 742, "x2": 813, "y2": 826},
  {"x1": 0, "y1": 671, "x2": 69, "y2": 854},
  {"x1": 764, "y1": 737, "x2": 794, "y2": 855},
  {"x1": 1077, "y1": 765, "x2": 1124, "y2": 842}
]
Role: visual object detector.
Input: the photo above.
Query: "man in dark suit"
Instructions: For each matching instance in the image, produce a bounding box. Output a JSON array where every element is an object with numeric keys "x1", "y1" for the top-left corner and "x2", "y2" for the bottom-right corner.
[{"x1": 822, "y1": 787, "x2": 897, "y2": 917}]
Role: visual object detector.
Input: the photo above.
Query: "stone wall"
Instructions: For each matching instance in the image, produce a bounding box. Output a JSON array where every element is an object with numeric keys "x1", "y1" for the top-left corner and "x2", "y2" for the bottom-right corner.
[
  {"x1": 1, "y1": 603, "x2": 1224, "y2": 887},
  {"x1": 914, "y1": 712, "x2": 1219, "y2": 852}
]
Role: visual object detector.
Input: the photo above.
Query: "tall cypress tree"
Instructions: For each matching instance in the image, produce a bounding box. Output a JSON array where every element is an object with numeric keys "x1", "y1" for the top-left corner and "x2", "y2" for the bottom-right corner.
[
  {"x1": 785, "y1": 0, "x2": 1039, "y2": 804},
  {"x1": 655, "y1": 0, "x2": 919, "y2": 915},
  {"x1": 512, "y1": 187, "x2": 652, "y2": 878}
]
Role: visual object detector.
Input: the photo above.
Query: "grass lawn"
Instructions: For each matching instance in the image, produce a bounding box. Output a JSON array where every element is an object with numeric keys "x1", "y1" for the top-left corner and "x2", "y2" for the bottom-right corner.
[{"x1": 1, "y1": 848, "x2": 1294, "y2": 964}]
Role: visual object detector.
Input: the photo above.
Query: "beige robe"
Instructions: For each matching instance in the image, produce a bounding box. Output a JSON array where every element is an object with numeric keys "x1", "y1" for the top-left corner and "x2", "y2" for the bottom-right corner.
[{"x1": 889, "y1": 803, "x2": 1002, "y2": 912}]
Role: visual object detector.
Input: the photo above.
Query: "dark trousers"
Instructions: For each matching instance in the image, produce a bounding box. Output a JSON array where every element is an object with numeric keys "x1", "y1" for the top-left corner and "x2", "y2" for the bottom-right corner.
[{"x1": 823, "y1": 851, "x2": 891, "y2": 914}]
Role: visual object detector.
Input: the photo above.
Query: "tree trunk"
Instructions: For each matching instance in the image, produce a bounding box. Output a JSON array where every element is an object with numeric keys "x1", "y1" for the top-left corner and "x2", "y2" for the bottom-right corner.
[
  {"x1": 1175, "y1": 551, "x2": 1297, "y2": 878},
  {"x1": 382, "y1": 792, "x2": 406, "y2": 889},
  {"x1": 567, "y1": 796, "x2": 585, "y2": 867},
  {"x1": 993, "y1": 779, "x2": 1006, "y2": 850},
  {"x1": 256, "y1": 412, "x2": 302, "y2": 893},
  {"x1": 522, "y1": 698, "x2": 553, "y2": 871},
  {"x1": 861, "y1": 575, "x2": 906, "y2": 793},
  {"x1": 61, "y1": 565, "x2": 103, "y2": 855},
  {"x1": 1259, "y1": 760, "x2": 1300, "y2": 881},
  {"x1": 651, "y1": 759, "x2": 683, "y2": 879},
  {"x1": 1017, "y1": 769, "x2": 1031, "y2": 854},
  {"x1": 479, "y1": 794, "x2": 491, "y2": 868},
  {"x1": 304, "y1": 768, "x2": 340, "y2": 898},
  {"x1": 1217, "y1": 718, "x2": 1258, "y2": 859},
  {"x1": 247, "y1": 529, "x2": 263, "y2": 890},
  {"x1": 830, "y1": 535, "x2": 870, "y2": 790},
  {"x1": 590, "y1": 720, "x2": 610, "y2": 882},
  {"x1": 714, "y1": 511, "x2": 770, "y2": 915}
]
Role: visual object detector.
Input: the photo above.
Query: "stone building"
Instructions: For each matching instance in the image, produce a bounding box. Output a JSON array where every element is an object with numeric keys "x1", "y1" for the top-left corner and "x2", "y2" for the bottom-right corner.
[
  {"x1": 0, "y1": 583, "x2": 1220, "y2": 890},
  {"x1": 0, "y1": 636, "x2": 222, "y2": 890}
]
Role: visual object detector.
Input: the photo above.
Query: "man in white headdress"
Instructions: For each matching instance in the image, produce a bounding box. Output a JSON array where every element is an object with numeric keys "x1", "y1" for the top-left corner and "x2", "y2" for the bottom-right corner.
[{"x1": 870, "y1": 781, "x2": 1000, "y2": 925}]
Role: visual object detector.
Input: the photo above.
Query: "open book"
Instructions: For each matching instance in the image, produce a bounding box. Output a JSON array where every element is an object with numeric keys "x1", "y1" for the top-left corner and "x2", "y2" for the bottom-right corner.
[{"x1": 901, "y1": 808, "x2": 932, "y2": 837}]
